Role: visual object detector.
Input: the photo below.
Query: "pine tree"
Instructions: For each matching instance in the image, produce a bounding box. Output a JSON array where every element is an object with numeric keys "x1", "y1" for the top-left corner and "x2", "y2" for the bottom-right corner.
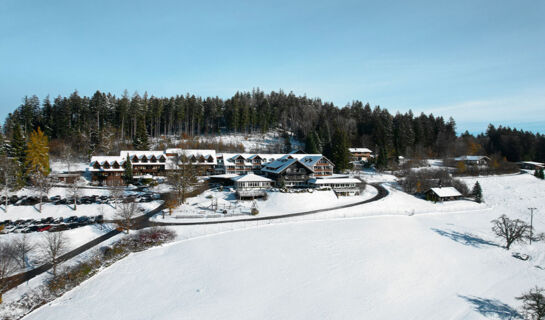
[
  {"x1": 9, "y1": 123, "x2": 26, "y2": 165},
  {"x1": 283, "y1": 132, "x2": 292, "y2": 153},
  {"x1": 133, "y1": 118, "x2": 149, "y2": 150},
  {"x1": 472, "y1": 181, "x2": 483, "y2": 203},
  {"x1": 122, "y1": 155, "x2": 133, "y2": 184},
  {"x1": 305, "y1": 131, "x2": 320, "y2": 154},
  {"x1": 376, "y1": 146, "x2": 388, "y2": 170},
  {"x1": 329, "y1": 128, "x2": 351, "y2": 172}
]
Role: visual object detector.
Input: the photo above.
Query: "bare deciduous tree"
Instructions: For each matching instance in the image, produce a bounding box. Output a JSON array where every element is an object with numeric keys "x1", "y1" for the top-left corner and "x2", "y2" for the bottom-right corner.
[
  {"x1": 12, "y1": 234, "x2": 35, "y2": 268},
  {"x1": 0, "y1": 241, "x2": 18, "y2": 303},
  {"x1": 491, "y1": 215, "x2": 531, "y2": 250},
  {"x1": 0, "y1": 155, "x2": 17, "y2": 212},
  {"x1": 40, "y1": 231, "x2": 69, "y2": 277},
  {"x1": 31, "y1": 171, "x2": 53, "y2": 212},
  {"x1": 108, "y1": 180, "x2": 124, "y2": 209},
  {"x1": 68, "y1": 178, "x2": 83, "y2": 210},
  {"x1": 167, "y1": 153, "x2": 197, "y2": 205},
  {"x1": 61, "y1": 144, "x2": 74, "y2": 173},
  {"x1": 115, "y1": 200, "x2": 138, "y2": 234},
  {"x1": 517, "y1": 287, "x2": 545, "y2": 320}
]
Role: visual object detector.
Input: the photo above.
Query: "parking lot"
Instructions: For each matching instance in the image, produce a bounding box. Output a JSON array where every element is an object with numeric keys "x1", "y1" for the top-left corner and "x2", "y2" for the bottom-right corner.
[{"x1": 0, "y1": 192, "x2": 160, "y2": 234}]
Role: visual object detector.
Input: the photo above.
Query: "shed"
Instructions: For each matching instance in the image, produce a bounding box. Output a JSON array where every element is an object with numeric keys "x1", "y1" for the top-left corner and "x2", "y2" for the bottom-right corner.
[{"x1": 425, "y1": 187, "x2": 463, "y2": 202}]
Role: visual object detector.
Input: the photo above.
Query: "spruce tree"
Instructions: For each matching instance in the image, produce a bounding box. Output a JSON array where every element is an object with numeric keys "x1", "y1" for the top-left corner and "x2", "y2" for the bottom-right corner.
[
  {"x1": 122, "y1": 155, "x2": 133, "y2": 184},
  {"x1": 329, "y1": 128, "x2": 351, "y2": 173},
  {"x1": 376, "y1": 146, "x2": 388, "y2": 170},
  {"x1": 305, "y1": 131, "x2": 320, "y2": 154},
  {"x1": 472, "y1": 181, "x2": 483, "y2": 203},
  {"x1": 133, "y1": 118, "x2": 149, "y2": 150}
]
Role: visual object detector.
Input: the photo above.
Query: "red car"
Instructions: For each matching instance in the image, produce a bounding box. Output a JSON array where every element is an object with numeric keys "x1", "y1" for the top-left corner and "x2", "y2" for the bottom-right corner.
[{"x1": 38, "y1": 225, "x2": 52, "y2": 232}]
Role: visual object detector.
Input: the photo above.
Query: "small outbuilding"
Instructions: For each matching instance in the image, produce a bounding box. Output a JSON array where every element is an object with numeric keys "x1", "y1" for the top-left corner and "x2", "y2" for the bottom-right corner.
[
  {"x1": 519, "y1": 161, "x2": 544, "y2": 170},
  {"x1": 425, "y1": 187, "x2": 463, "y2": 202}
]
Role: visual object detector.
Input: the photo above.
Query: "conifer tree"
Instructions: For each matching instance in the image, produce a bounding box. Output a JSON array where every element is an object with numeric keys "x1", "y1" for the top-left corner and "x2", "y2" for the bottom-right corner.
[
  {"x1": 329, "y1": 128, "x2": 351, "y2": 172},
  {"x1": 25, "y1": 127, "x2": 50, "y2": 176},
  {"x1": 305, "y1": 131, "x2": 320, "y2": 154},
  {"x1": 122, "y1": 155, "x2": 133, "y2": 184},
  {"x1": 472, "y1": 181, "x2": 483, "y2": 203},
  {"x1": 133, "y1": 118, "x2": 149, "y2": 150},
  {"x1": 25, "y1": 127, "x2": 51, "y2": 211},
  {"x1": 9, "y1": 123, "x2": 26, "y2": 165},
  {"x1": 376, "y1": 146, "x2": 388, "y2": 170}
]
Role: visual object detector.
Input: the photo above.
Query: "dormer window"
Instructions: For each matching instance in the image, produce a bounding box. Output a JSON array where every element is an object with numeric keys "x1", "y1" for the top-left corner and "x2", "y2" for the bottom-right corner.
[
  {"x1": 150, "y1": 155, "x2": 157, "y2": 163},
  {"x1": 207, "y1": 155, "x2": 214, "y2": 163},
  {"x1": 141, "y1": 155, "x2": 148, "y2": 163},
  {"x1": 159, "y1": 155, "x2": 166, "y2": 163},
  {"x1": 112, "y1": 161, "x2": 120, "y2": 169},
  {"x1": 93, "y1": 162, "x2": 101, "y2": 169},
  {"x1": 103, "y1": 161, "x2": 111, "y2": 169},
  {"x1": 198, "y1": 155, "x2": 205, "y2": 163},
  {"x1": 132, "y1": 155, "x2": 139, "y2": 163}
]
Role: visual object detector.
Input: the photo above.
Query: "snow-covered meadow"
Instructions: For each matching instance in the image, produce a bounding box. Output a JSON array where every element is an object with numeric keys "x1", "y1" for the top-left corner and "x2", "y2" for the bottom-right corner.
[
  {"x1": 17, "y1": 173, "x2": 545, "y2": 319},
  {"x1": 152, "y1": 186, "x2": 378, "y2": 222}
]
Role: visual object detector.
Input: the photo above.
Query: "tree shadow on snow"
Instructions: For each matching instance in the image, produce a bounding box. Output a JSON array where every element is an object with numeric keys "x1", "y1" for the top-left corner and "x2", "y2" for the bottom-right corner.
[
  {"x1": 431, "y1": 228, "x2": 498, "y2": 248},
  {"x1": 458, "y1": 295, "x2": 522, "y2": 319}
]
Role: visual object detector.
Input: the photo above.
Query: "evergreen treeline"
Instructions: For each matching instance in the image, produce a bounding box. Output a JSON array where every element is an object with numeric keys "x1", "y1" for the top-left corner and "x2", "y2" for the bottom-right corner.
[{"x1": 2, "y1": 89, "x2": 544, "y2": 166}]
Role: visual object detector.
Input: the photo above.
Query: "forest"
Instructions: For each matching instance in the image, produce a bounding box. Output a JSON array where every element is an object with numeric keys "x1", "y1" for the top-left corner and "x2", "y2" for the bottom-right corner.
[{"x1": 1, "y1": 89, "x2": 544, "y2": 168}]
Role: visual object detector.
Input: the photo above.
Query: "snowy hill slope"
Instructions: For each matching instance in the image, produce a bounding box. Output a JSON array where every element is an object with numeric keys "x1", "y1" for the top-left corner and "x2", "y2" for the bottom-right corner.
[{"x1": 22, "y1": 174, "x2": 545, "y2": 319}]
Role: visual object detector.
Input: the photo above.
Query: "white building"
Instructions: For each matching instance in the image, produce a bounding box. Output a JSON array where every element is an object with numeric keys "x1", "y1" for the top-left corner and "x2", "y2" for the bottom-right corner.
[
  {"x1": 231, "y1": 173, "x2": 273, "y2": 199},
  {"x1": 308, "y1": 178, "x2": 364, "y2": 196}
]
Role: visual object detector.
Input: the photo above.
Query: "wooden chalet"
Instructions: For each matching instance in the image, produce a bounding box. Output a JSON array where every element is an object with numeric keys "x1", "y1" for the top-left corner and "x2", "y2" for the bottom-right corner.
[{"x1": 425, "y1": 187, "x2": 463, "y2": 202}]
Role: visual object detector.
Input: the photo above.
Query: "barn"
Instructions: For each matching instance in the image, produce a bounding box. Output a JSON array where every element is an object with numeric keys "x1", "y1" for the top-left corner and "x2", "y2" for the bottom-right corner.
[{"x1": 425, "y1": 187, "x2": 463, "y2": 202}]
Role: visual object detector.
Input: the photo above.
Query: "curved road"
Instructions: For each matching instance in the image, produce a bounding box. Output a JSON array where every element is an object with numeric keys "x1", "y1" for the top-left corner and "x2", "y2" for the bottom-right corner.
[
  {"x1": 149, "y1": 183, "x2": 388, "y2": 227},
  {"x1": 4, "y1": 183, "x2": 388, "y2": 290}
]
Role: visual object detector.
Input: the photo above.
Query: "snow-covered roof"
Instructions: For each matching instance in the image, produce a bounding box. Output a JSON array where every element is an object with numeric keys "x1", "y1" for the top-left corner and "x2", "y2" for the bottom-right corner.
[
  {"x1": 454, "y1": 155, "x2": 489, "y2": 161},
  {"x1": 219, "y1": 153, "x2": 288, "y2": 164},
  {"x1": 89, "y1": 156, "x2": 125, "y2": 171},
  {"x1": 520, "y1": 161, "x2": 544, "y2": 166},
  {"x1": 209, "y1": 173, "x2": 240, "y2": 179},
  {"x1": 428, "y1": 187, "x2": 462, "y2": 198},
  {"x1": 308, "y1": 178, "x2": 362, "y2": 185},
  {"x1": 231, "y1": 174, "x2": 273, "y2": 182},
  {"x1": 261, "y1": 157, "x2": 299, "y2": 174},
  {"x1": 348, "y1": 148, "x2": 373, "y2": 153}
]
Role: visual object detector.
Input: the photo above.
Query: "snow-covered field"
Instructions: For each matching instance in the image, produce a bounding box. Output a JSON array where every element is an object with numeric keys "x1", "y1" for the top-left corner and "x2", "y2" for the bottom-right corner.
[
  {"x1": 152, "y1": 186, "x2": 377, "y2": 222},
  {"x1": 17, "y1": 173, "x2": 545, "y2": 319}
]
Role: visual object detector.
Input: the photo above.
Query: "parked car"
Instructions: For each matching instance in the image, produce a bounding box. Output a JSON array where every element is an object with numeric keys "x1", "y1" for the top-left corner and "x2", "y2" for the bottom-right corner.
[
  {"x1": 77, "y1": 216, "x2": 90, "y2": 224},
  {"x1": 53, "y1": 217, "x2": 64, "y2": 224},
  {"x1": 38, "y1": 225, "x2": 52, "y2": 232}
]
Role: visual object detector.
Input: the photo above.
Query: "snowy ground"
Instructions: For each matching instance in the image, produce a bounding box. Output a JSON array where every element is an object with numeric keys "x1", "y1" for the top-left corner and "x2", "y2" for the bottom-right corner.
[
  {"x1": 151, "y1": 186, "x2": 377, "y2": 222},
  {"x1": 16, "y1": 173, "x2": 545, "y2": 319},
  {"x1": 50, "y1": 160, "x2": 89, "y2": 173},
  {"x1": 163, "y1": 130, "x2": 304, "y2": 152}
]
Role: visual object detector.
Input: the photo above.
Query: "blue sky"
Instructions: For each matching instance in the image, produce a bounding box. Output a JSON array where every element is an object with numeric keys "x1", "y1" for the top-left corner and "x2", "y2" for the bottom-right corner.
[{"x1": 1, "y1": 0, "x2": 544, "y2": 134}]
